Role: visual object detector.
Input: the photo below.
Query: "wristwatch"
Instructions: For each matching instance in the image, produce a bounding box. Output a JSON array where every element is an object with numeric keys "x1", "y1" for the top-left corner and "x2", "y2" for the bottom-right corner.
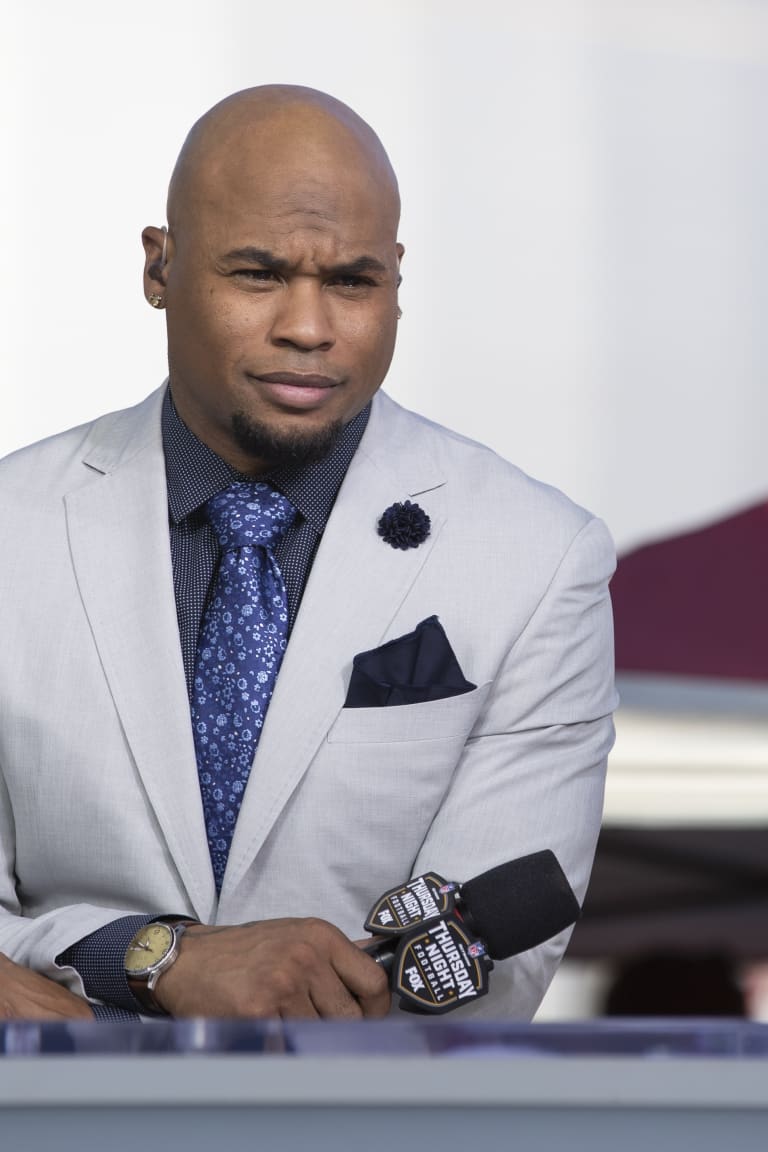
[{"x1": 124, "y1": 918, "x2": 198, "y2": 1015}]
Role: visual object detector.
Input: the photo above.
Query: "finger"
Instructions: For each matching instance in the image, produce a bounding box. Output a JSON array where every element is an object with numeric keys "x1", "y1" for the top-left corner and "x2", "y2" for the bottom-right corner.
[
  {"x1": 307, "y1": 968, "x2": 365, "y2": 1020},
  {"x1": 278, "y1": 991, "x2": 321, "y2": 1020},
  {"x1": 293, "y1": 920, "x2": 386, "y2": 1008},
  {"x1": 329, "y1": 942, "x2": 391, "y2": 1017},
  {"x1": 261, "y1": 943, "x2": 360, "y2": 1019}
]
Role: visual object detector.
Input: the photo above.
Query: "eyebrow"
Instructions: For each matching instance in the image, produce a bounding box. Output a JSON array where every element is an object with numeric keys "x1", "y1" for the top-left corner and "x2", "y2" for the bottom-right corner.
[{"x1": 222, "y1": 247, "x2": 388, "y2": 278}]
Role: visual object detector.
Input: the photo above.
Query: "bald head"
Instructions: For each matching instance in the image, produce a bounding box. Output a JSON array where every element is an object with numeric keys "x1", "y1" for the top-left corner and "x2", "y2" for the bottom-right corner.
[{"x1": 167, "y1": 85, "x2": 400, "y2": 235}]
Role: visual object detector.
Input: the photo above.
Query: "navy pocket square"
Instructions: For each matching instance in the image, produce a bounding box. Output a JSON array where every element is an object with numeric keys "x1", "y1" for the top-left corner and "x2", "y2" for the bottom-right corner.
[{"x1": 344, "y1": 615, "x2": 477, "y2": 708}]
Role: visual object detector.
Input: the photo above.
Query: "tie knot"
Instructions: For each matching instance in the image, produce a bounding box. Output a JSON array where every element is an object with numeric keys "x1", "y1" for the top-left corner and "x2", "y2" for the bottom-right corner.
[{"x1": 205, "y1": 482, "x2": 295, "y2": 552}]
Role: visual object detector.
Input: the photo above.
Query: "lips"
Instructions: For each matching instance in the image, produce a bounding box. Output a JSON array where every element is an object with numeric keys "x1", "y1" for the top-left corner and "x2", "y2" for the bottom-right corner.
[
  {"x1": 254, "y1": 372, "x2": 339, "y2": 389},
  {"x1": 248, "y1": 371, "x2": 341, "y2": 411}
]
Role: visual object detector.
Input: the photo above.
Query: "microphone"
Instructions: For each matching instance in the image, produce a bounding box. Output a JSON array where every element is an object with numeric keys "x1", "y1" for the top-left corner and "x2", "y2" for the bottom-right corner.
[{"x1": 363, "y1": 850, "x2": 580, "y2": 1014}]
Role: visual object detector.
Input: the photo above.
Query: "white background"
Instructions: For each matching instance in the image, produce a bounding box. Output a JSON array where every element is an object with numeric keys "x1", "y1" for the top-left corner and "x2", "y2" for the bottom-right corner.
[{"x1": 2, "y1": 0, "x2": 767, "y2": 551}]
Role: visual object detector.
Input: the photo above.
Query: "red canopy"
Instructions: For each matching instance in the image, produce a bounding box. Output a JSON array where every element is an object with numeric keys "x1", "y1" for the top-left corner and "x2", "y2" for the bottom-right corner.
[{"x1": 612, "y1": 501, "x2": 768, "y2": 682}]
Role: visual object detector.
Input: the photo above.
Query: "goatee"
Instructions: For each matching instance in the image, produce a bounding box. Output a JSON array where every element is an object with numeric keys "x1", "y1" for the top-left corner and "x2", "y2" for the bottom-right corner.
[{"x1": 231, "y1": 411, "x2": 343, "y2": 470}]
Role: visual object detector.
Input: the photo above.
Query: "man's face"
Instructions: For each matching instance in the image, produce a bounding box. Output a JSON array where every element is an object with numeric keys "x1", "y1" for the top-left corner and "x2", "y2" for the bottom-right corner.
[{"x1": 145, "y1": 134, "x2": 403, "y2": 474}]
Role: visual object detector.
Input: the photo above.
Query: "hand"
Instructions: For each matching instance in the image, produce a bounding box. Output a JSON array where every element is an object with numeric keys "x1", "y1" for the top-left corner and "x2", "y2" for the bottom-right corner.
[
  {"x1": 0, "y1": 953, "x2": 94, "y2": 1020},
  {"x1": 155, "y1": 918, "x2": 391, "y2": 1019}
]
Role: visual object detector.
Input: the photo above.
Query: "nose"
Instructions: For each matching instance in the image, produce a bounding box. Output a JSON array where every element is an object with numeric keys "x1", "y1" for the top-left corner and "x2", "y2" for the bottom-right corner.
[{"x1": 269, "y1": 279, "x2": 335, "y2": 351}]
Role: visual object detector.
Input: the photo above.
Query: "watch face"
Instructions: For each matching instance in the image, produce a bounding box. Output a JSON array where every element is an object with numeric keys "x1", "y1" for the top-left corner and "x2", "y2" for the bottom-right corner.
[{"x1": 125, "y1": 922, "x2": 175, "y2": 976}]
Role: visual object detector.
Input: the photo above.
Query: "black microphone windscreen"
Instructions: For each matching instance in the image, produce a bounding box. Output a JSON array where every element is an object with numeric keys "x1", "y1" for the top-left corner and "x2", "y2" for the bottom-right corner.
[{"x1": 460, "y1": 850, "x2": 580, "y2": 959}]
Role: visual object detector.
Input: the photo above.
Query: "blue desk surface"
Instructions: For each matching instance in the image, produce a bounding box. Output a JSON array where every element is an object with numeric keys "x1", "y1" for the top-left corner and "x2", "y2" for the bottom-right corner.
[{"x1": 3, "y1": 1015, "x2": 768, "y2": 1058}]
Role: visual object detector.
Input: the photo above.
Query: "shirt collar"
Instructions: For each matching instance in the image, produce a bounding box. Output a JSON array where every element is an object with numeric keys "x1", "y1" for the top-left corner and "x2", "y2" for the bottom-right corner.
[{"x1": 162, "y1": 386, "x2": 370, "y2": 534}]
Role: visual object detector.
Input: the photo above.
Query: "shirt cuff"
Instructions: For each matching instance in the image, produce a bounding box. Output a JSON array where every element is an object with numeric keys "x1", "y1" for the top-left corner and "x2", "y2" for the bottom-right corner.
[
  {"x1": 90, "y1": 1002, "x2": 142, "y2": 1021},
  {"x1": 57, "y1": 915, "x2": 156, "y2": 1015}
]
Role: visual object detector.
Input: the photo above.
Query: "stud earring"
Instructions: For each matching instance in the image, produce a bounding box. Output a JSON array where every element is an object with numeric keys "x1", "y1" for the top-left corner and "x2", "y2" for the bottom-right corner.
[
  {"x1": 396, "y1": 306, "x2": 402, "y2": 319},
  {"x1": 148, "y1": 293, "x2": 164, "y2": 309}
]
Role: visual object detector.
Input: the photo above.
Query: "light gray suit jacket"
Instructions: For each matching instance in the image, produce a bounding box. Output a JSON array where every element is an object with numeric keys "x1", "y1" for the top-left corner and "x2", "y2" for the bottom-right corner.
[{"x1": 0, "y1": 386, "x2": 616, "y2": 1018}]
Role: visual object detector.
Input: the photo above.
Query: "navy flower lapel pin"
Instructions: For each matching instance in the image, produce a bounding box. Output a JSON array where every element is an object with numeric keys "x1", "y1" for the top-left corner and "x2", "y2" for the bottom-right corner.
[{"x1": 377, "y1": 500, "x2": 431, "y2": 550}]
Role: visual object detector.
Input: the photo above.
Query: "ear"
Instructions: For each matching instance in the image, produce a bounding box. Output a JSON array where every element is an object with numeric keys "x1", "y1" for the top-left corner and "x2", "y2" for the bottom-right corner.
[
  {"x1": 141, "y1": 225, "x2": 172, "y2": 295},
  {"x1": 395, "y1": 243, "x2": 404, "y2": 291}
]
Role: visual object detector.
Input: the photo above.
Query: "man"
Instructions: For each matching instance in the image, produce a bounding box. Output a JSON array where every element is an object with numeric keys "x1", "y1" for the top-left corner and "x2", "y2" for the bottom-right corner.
[{"x1": 0, "y1": 86, "x2": 616, "y2": 1020}]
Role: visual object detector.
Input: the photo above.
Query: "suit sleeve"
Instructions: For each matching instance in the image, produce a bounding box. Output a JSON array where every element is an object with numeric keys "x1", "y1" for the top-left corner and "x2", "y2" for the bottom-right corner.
[{"x1": 410, "y1": 515, "x2": 617, "y2": 1019}]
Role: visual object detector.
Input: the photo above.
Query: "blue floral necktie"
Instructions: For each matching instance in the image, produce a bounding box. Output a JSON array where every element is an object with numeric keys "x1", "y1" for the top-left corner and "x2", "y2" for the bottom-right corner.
[{"x1": 191, "y1": 481, "x2": 296, "y2": 891}]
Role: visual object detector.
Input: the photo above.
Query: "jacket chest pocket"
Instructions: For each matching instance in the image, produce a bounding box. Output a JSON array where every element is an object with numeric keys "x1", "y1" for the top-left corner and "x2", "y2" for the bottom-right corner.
[
  {"x1": 326, "y1": 681, "x2": 491, "y2": 745},
  {"x1": 299, "y1": 683, "x2": 493, "y2": 853}
]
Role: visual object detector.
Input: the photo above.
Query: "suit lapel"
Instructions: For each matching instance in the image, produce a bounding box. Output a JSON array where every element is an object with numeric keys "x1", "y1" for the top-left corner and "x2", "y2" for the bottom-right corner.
[
  {"x1": 223, "y1": 393, "x2": 447, "y2": 899},
  {"x1": 64, "y1": 390, "x2": 216, "y2": 923}
]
